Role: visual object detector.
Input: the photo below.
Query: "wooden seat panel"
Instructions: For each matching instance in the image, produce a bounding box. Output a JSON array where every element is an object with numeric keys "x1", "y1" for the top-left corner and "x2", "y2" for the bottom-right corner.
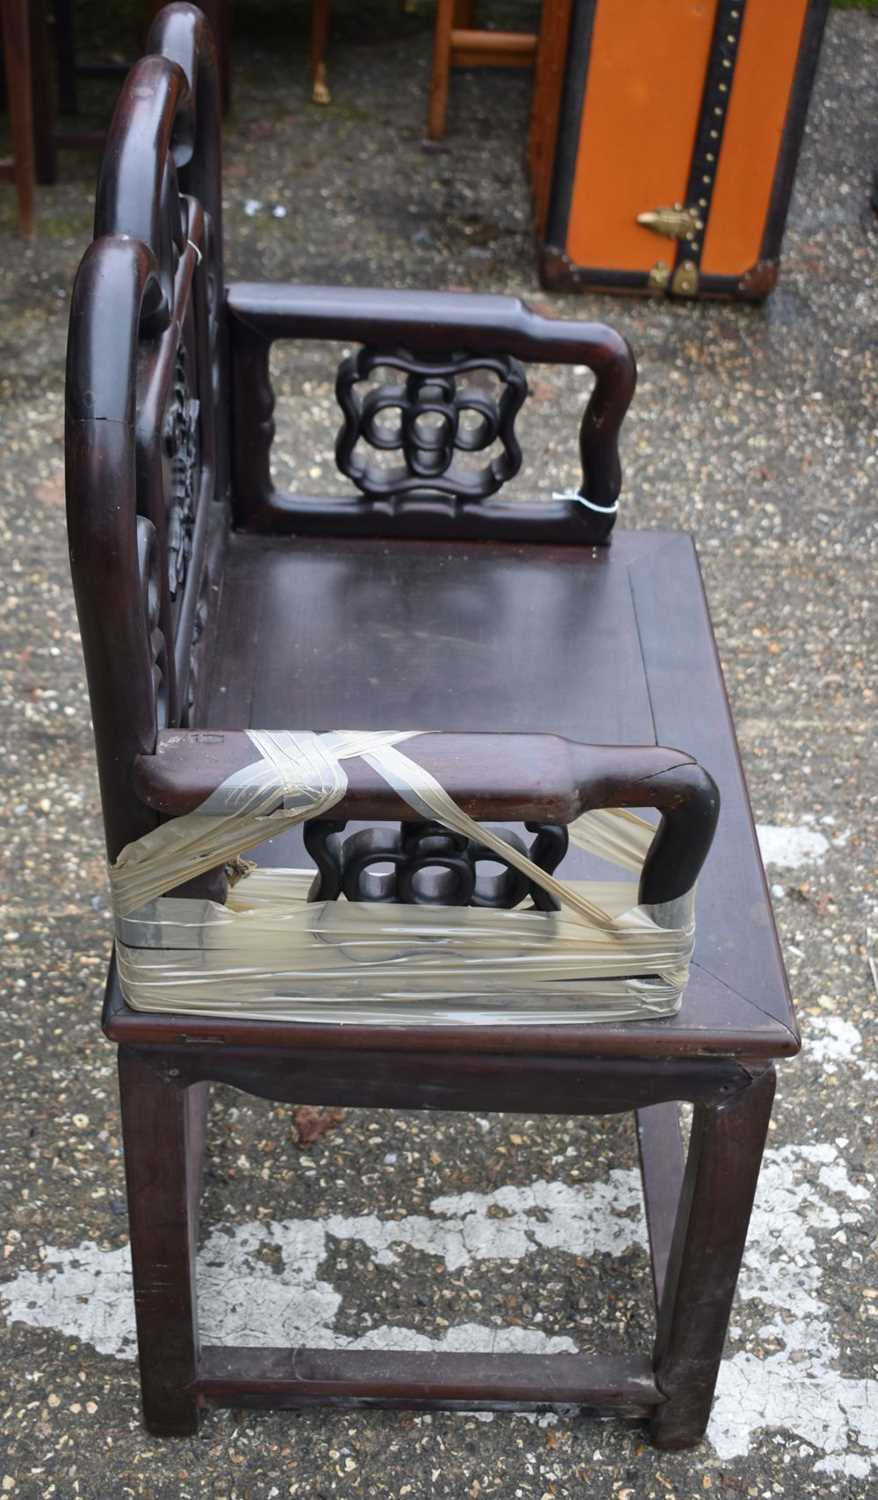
[{"x1": 207, "y1": 531, "x2": 656, "y2": 741}]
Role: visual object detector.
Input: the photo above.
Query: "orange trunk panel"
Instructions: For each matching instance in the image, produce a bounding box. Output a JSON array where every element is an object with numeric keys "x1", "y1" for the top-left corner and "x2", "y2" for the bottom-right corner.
[
  {"x1": 700, "y1": 0, "x2": 810, "y2": 277},
  {"x1": 565, "y1": 0, "x2": 719, "y2": 275}
]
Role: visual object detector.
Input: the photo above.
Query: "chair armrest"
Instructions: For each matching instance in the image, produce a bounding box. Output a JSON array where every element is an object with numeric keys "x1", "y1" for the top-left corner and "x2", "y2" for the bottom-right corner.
[
  {"x1": 134, "y1": 729, "x2": 718, "y2": 904},
  {"x1": 226, "y1": 283, "x2": 635, "y2": 534}
]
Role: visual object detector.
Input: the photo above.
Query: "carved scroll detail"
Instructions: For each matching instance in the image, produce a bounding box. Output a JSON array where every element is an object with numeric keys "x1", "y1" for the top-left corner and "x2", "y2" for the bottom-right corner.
[
  {"x1": 335, "y1": 348, "x2": 527, "y2": 501},
  {"x1": 303, "y1": 820, "x2": 568, "y2": 909}
]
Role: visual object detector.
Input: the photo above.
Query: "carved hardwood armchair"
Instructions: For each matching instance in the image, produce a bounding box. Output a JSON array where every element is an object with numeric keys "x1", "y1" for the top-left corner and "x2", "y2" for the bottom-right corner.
[{"x1": 65, "y1": 3, "x2": 798, "y2": 1450}]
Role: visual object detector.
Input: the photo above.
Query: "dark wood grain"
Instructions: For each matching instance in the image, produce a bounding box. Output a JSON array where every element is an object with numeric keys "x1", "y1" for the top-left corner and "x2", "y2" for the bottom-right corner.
[
  {"x1": 66, "y1": 237, "x2": 165, "y2": 860},
  {"x1": 129, "y1": 1045, "x2": 749, "y2": 1117}
]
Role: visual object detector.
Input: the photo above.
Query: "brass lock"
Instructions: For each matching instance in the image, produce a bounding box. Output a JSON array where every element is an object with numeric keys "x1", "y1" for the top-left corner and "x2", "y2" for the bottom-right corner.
[{"x1": 637, "y1": 203, "x2": 702, "y2": 241}]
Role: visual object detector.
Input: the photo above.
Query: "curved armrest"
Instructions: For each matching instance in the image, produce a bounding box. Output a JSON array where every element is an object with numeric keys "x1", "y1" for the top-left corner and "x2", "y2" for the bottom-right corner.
[{"x1": 134, "y1": 730, "x2": 719, "y2": 905}]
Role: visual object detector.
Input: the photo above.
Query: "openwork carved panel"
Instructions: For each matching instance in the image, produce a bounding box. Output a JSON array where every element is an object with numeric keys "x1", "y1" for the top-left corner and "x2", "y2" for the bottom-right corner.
[
  {"x1": 304, "y1": 819, "x2": 568, "y2": 909},
  {"x1": 182, "y1": 562, "x2": 212, "y2": 727},
  {"x1": 335, "y1": 348, "x2": 527, "y2": 501},
  {"x1": 163, "y1": 343, "x2": 201, "y2": 602},
  {"x1": 136, "y1": 516, "x2": 170, "y2": 731}
]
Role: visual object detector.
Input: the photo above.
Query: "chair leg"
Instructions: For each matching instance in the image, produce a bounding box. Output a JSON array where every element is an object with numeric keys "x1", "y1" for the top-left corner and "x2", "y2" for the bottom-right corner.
[
  {"x1": 427, "y1": 0, "x2": 455, "y2": 140},
  {"x1": 649, "y1": 1065, "x2": 775, "y2": 1449},
  {"x1": 1, "y1": 0, "x2": 35, "y2": 237},
  {"x1": 118, "y1": 1049, "x2": 203, "y2": 1436},
  {"x1": 310, "y1": 0, "x2": 331, "y2": 105}
]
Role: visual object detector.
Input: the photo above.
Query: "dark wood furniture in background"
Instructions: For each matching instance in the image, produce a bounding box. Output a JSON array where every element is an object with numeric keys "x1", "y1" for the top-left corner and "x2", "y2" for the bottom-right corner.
[
  {"x1": 29, "y1": 0, "x2": 230, "y2": 185},
  {"x1": 65, "y1": 1, "x2": 798, "y2": 1449},
  {"x1": 428, "y1": 0, "x2": 538, "y2": 141},
  {"x1": 0, "y1": 0, "x2": 35, "y2": 235},
  {"x1": 531, "y1": 0, "x2": 830, "y2": 300}
]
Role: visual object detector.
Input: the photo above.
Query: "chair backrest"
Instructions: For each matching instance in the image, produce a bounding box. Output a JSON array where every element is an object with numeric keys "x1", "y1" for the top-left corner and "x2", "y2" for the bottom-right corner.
[{"x1": 65, "y1": 4, "x2": 224, "y2": 860}]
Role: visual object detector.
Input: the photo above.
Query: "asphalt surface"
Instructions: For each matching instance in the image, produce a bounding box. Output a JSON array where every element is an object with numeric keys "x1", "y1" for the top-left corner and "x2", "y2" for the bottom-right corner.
[{"x1": 0, "y1": 3, "x2": 876, "y2": 1496}]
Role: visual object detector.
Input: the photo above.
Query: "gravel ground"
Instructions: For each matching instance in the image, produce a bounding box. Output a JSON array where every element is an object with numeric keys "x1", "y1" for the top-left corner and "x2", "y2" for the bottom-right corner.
[{"x1": 0, "y1": 3, "x2": 876, "y2": 1497}]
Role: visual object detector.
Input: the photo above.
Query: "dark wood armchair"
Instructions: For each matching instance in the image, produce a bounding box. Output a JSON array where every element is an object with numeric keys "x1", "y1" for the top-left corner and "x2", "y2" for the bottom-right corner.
[{"x1": 65, "y1": 2, "x2": 797, "y2": 1449}]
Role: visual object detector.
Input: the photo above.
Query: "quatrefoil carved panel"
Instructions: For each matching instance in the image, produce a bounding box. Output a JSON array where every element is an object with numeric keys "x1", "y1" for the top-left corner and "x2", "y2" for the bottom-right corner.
[
  {"x1": 303, "y1": 820, "x2": 568, "y2": 911},
  {"x1": 335, "y1": 348, "x2": 528, "y2": 501}
]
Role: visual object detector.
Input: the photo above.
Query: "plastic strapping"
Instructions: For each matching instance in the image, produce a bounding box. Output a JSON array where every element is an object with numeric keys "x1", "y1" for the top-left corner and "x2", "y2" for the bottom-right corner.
[
  {"x1": 551, "y1": 489, "x2": 619, "y2": 516},
  {"x1": 110, "y1": 731, "x2": 697, "y2": 1026}
]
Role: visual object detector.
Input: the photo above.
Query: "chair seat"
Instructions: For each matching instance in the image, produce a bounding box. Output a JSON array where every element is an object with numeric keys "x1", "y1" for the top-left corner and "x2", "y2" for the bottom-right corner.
[{"x1": 105, "y1": 526, "x2": 796, "y2": 1062}]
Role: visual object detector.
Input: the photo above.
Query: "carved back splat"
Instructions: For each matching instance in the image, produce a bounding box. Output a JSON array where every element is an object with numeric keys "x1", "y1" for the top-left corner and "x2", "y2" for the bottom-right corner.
[{"x1": 65, "y1": 4, "x2": 224, "y2": 860}]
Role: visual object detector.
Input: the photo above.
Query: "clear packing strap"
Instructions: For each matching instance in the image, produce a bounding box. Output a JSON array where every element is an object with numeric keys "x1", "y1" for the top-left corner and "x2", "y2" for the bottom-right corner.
[{"x1": 111, "y1": 730, "x2": 696, "y2": 1026}]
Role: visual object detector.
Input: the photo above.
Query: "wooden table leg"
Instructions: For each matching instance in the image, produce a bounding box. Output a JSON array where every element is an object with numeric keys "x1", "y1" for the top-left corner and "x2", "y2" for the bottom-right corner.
[
  {"x1": 649, "y1": 1065, "x2": 775, "y2": 1449},
  {"x1": 1, "y1": 0, "x2": 35, "y2": 236},
  {"x1": 119, "y1": 1049, "x2": 202, "y2": 1436}
]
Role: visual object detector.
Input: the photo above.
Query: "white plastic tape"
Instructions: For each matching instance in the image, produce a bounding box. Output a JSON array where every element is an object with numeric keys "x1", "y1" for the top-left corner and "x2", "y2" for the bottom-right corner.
[{"x1": 110, "y1": 731, "x2": 696, "y2": 1026}]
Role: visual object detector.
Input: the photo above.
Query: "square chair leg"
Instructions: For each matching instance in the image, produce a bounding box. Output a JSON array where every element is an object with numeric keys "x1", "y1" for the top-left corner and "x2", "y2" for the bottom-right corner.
[
  {"x1": 118, "y1": 1049, "x2": 204, "y2": 1436},
  {"x1": 650, "y1": 1064, "x2": 775, "y2": 1449}
]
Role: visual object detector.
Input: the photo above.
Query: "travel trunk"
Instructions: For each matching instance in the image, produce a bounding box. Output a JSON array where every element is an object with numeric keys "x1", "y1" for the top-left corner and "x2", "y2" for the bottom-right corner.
[{"x1": 530, "y1": 0, "x2": 830, "y2": 300}]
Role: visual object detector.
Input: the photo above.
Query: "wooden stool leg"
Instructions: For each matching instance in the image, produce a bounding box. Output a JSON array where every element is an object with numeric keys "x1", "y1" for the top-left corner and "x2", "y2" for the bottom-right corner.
[
  {"x1": 1, "y1": 0, "x2": 35, "y2": 237},
  {"x1": 428, "y1": 0, "x2": 454, "y2": 141},
  {"x1": 119, "y1": 1049, "x2": 203, "y2": 1436},
  {"x1": 649, "y1": 1065, "x2": 776, "y2": 1449},
  {"x1": 310, "y1": 0, "x2": 331, "y2": 105}
]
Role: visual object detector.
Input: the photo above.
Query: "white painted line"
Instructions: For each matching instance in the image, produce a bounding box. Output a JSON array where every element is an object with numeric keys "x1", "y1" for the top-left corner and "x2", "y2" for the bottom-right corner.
[
  {"x1": 2, "y1": 1144, "x2": 875, "y2": 1473},
  {"x1": 756, "y1": 823, "x2": 830, "y2": 869}
]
